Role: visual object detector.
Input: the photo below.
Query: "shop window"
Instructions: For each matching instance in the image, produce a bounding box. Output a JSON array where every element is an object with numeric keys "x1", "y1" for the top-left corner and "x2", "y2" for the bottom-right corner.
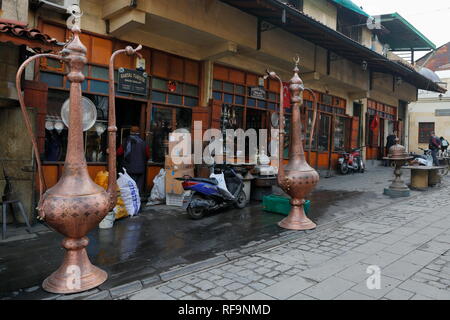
[
  {"x1": 90, "y1": 80, "x2": 109, "y2": 94},
  {"x1": 41, "y1": 72, "x2": 64, "y2": 87},
  {"x1": 223, "y1": 82, "x2": 234, "y2": 93},
  {"x1": 91, "y1": 66, "x2": 109, "y2": 80},
  {"x1": 418, "y1": 122, "x2": 434, "y2": 144},
  {"x1": 317, "y1": 114, "x2": 331, "y2": 152},
  {"x1": 235, "y1": 96, "x2": 245, "y2": 106},
  {"x1": 44, "y1": 90, "x2": 108, "y2": 163},
  {"x1": 305, "y1": 110, "x2": 317, "y2": 150},
  {"x1": 168, "y1": 94, "x2": 183, "y2": 105},
  {"x1": 213, "y1": 80, "x2": 222, "y2": 91},
  {"x1": 185, "y1": 97, "x2": 199, "y2": 107},
  {"x1": 333, "y1": 116, "x2": 349, "y2": 152},
  {"x1": 149, "y1": 105, "x2": 193, "y2": 162},
  {"x1": 150, "y1": 77, "x2": 199, "y2": 107},
  {"x1": 283, "y1": 115, "x2": 292, "y2": 158}
]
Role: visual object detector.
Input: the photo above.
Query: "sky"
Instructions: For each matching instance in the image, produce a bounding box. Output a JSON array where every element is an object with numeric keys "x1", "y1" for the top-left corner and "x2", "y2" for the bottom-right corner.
[{"x1": 354, "y1": 0, "x2": 450, "y2": 49}]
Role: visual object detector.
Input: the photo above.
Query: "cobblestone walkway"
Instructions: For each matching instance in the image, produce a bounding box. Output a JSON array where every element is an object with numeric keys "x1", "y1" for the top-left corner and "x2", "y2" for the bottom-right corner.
[{"x1": 126, "y1": 182, "x2": 450, "y2": 300}]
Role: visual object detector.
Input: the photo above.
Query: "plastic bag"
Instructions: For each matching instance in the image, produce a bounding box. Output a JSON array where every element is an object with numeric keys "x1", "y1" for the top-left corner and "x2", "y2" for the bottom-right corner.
[
  {"x1": 94, "y1": 170, "x2": 129, "y2": 220},
  {"x1": 147, "y1": 169, "x2": 166, "y2": 205},
  {"x1": 210, "y1": 172, "x2": 233, "y2": 199},
  {"x1": 117, "y1": 168, "x2": 140, "y2": 216}
]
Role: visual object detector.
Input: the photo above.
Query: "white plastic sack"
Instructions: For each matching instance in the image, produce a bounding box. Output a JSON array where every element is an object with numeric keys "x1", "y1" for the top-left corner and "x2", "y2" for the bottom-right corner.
[
  {"x1": 210, "y1": 172, "x2": 233, "y2": 199},
  {"x1": 147, "y1": 169, "x2": 166, "y2": 205},
  {"x1": 117, "y1": 168, "x2": 140, "y2": 216}
]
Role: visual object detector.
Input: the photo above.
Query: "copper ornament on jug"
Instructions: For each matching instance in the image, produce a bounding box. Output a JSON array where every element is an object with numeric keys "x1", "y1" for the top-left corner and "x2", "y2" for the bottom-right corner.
[{"x1": 266, "y1": 58, "x2": 319, "y2": 230}]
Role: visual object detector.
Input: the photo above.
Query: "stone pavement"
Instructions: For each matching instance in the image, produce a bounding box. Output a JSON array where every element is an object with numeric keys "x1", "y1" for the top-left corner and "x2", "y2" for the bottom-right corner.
[{"x1": 124, "y1": 179, "x2": 450, "y2": 300}]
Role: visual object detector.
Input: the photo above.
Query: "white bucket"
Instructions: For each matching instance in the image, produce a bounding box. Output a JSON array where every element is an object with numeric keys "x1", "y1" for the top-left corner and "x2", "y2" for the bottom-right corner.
[{"x1": 99, "y1": 211, "x2": 115, "y2": 229}]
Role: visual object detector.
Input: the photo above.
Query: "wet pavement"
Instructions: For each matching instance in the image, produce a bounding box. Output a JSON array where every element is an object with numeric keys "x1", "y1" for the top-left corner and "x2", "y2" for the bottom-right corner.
[{"x1": 0, "y1": 166, "x2": 416, "y2": 299}]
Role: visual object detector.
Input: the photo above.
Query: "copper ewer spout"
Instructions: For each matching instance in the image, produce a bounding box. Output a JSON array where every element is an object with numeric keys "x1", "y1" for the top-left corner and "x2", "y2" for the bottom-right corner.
[
  {"x1": 15, "y1": 26, "x2": 142, "y2": 294},
  {"x1": 266, "y1": 59, "x2": 319, "y2": 231}
]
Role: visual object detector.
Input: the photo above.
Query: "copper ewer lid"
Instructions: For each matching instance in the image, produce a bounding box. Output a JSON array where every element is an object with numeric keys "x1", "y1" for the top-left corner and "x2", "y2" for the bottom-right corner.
[{"x1": 388, "y1": 138, "x2": 409, "y2": 159}]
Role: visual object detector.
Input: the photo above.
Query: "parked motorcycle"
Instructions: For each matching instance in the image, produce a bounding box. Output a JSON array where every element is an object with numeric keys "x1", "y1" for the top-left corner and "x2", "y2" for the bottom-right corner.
[
  {"x1": 176, "y1": 164, "x2": 247, "y2": 220},
  {"x1": 337, "y1": 148, "x2": 365, "y2": 175}
]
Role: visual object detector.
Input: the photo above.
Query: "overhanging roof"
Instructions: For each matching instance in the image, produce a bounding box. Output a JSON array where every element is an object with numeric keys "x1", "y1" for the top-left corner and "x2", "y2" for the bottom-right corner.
[
  {"x1": 328, "y1": 0, "x2": 369, "y2": 18},
  {"x1": 379, "y1": 13, "x2": 436, "y2": 51},
  {"x1": 219, "y1": 0, "x2": 446, "y2": 93},
  {"x1": 0, "y1": 19, "x2": 62, "y2": 52}
]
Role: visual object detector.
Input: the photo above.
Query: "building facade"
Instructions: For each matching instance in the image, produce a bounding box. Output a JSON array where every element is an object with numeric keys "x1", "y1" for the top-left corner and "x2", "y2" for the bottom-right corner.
[{"x1": 0, "y1": 0, "x2": 446, "y2": 222}]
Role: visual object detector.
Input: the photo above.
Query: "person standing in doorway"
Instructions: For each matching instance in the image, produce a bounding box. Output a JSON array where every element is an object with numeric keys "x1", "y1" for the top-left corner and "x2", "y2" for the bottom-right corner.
[
  {"x1": 384, "y1": 130, "x2": 398, "y2": 166},
  {"x1": 117, "y1": 126, "x2": 150, "y2": 194},
  {"x1": 429, "y1": 132, "x2": 441, "y2": 166}
]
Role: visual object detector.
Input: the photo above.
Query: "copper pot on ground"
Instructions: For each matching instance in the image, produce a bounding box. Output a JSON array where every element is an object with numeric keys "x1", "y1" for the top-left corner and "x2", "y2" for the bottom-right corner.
[
  {"x1": 15, "y1": 26, "x2": 142, "y2": 293},
  {"x1": 267, "y1": 59, "x2": 319, "y2": 230}
]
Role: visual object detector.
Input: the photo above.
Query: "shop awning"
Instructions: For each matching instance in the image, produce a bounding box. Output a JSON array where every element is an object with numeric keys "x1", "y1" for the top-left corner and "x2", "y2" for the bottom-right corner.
[
  {"x1": 0, "y1": 19, "x2": 62, "y2": 52},
  {"x1": 220, "y1": 0, "x2": 446, "y2": 93},
  {"x1": 378, "y1": 13, "x2": 436, "y2": 51},
  {"x1": 328, "y1": 0, "x2": 369, "y2": 18}
]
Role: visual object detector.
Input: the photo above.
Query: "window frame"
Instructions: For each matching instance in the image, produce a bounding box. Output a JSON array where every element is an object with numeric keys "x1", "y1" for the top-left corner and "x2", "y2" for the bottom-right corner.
[{"x1": 418, "y1": 122, "x2": 435, "y2": 144}]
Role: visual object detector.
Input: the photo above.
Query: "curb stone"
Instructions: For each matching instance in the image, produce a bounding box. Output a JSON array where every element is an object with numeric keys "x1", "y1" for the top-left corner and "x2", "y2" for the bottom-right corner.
[
  {"x1": 109, "y1": 281, "x2": 143, "y2": 298},
  {"x1": 159, "y1": 256, "x2": 229, "y2": 281}
]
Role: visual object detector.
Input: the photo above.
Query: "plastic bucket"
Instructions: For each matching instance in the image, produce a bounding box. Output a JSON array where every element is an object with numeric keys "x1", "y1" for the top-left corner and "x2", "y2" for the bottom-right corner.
[{"x1": 262, "y1": 195, "x2": 311, "y2": 216}]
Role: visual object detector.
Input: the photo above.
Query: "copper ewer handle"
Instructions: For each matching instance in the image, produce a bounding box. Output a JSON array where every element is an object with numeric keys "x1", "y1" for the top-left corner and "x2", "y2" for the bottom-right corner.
[
  {"x1": 15, "y1": 53, "x2": 64, "y2": 219},
  {"x1": 304, "y1": 88, "x2": 318, "y2": 164},
  {"x1": 106, "y1": 45, "x2": 142, "y2": 209}
]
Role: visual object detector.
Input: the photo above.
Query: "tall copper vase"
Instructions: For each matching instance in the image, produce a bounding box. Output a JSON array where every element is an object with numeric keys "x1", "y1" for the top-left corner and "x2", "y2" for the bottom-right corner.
[
  {"x1": 267, "y1": 61, "x2": 319, "y2": 230},
  {"x1": 15, "y1": 26, "x2": 142, "y2": 294}
]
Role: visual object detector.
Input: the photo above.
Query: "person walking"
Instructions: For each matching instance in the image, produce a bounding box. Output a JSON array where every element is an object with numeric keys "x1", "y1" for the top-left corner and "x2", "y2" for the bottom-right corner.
[
  {"x1": 440, "y1": 136, "x2": 449, "y2": 156},
  {"x1": 117, "y1": 126, "x2": 150, "y2": 194},
  {"x1": 384, "y1": 130, "x2": 397, "y2": 166},
  {"x1": 429, "y1": 132, "x2": 441, "y2": 166}
]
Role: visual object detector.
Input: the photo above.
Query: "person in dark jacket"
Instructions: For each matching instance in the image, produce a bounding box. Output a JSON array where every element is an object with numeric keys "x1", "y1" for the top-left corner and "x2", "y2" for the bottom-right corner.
[
  {"x1": 117, "y1": 126, "x2": 150, "y2": 194},
  {"x1": 429, "y1": 132, "x2": 441, "y2": 166},
  {"x1": 384, "y1": 130, "x2": 397, "y2": 166}
]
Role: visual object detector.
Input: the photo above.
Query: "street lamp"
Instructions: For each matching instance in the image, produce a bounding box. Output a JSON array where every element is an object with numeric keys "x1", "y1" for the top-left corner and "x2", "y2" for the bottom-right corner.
[{"x1": 15, "y1": 19, "x2": 142, "y2": 293}]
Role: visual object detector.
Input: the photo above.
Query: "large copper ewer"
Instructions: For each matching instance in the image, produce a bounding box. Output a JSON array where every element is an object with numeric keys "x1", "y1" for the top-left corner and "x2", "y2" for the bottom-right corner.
[
  {"x1": 267, "y1": 59, "x2": 319, "y2": 230},
  {"x1": 15, "y1": 24, "x2": 142, "y2": 293}
]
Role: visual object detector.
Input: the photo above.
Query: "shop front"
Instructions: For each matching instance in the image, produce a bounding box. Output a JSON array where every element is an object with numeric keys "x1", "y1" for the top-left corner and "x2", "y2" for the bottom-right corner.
[
  {"x1": 36, "y1": 21, "x2": 201, "y2": 194},
  {"x1": 365, "y1": 99, "x2": 398, "y2": 160},
  {"x1": 210, "y1": 64, "x2": 358, "y2": 170}
]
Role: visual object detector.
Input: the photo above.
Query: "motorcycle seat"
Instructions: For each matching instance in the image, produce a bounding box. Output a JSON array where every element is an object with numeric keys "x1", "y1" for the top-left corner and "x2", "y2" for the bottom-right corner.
[{"x1": 189, "y1": 177, "x2": 219, "y2": 185}]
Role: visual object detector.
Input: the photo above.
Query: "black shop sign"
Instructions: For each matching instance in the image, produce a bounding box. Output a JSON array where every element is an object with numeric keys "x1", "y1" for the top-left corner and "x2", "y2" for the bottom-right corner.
[{"x1": 117, "y1": 68, "x2": 148, "y2": 96}]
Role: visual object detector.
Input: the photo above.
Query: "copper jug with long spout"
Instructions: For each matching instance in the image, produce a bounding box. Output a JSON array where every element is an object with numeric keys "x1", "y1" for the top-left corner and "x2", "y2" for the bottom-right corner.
[
  {"x1": 15, "y1": 25, "x2": 142, "y2": 293},
  {"x1": 267, "y1": 59, "x2": 319, "y2": 230}
]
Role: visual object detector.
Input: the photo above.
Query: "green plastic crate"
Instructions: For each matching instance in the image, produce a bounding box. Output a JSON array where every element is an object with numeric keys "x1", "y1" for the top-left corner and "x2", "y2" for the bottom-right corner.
[{"x1": 262, "y1": 195, "x2": 311, "y2": 216}]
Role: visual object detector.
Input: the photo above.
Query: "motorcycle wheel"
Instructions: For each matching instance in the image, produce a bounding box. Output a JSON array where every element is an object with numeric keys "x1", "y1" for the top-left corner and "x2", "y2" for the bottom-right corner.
[
  {"x1": 339, "y1": 162, "x2": 349, "y2": 175},
  {"x1": 187, "y1": 195, "x2": 207, "y2": 220},
  {"x1": 234, "y1": 190, "x2": 247, "y2": 209}
]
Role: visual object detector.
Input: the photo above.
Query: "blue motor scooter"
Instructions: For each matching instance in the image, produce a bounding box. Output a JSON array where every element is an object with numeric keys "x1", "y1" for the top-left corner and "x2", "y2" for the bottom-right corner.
[{"x1": 176, "y1": 164, "x2": 247, "y2": 219}]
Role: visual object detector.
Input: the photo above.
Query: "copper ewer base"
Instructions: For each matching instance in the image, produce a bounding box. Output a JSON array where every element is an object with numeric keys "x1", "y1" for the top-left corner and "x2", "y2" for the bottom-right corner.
[
  {"x1": 278, "y1": 204, "x2": 316, "y2": 231},
  {"x1": 42, "y1": 237, "x2": 107, "y2": 294}
]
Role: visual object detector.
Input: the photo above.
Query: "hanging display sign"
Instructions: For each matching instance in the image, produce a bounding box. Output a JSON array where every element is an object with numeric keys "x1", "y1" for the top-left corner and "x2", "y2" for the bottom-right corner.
[
  {"x1": 117, "y1": 68, "x2": 148, "y2": 96},
  {"x1": 250, "y1": 87, "x2": 266, "y2": 99}
]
